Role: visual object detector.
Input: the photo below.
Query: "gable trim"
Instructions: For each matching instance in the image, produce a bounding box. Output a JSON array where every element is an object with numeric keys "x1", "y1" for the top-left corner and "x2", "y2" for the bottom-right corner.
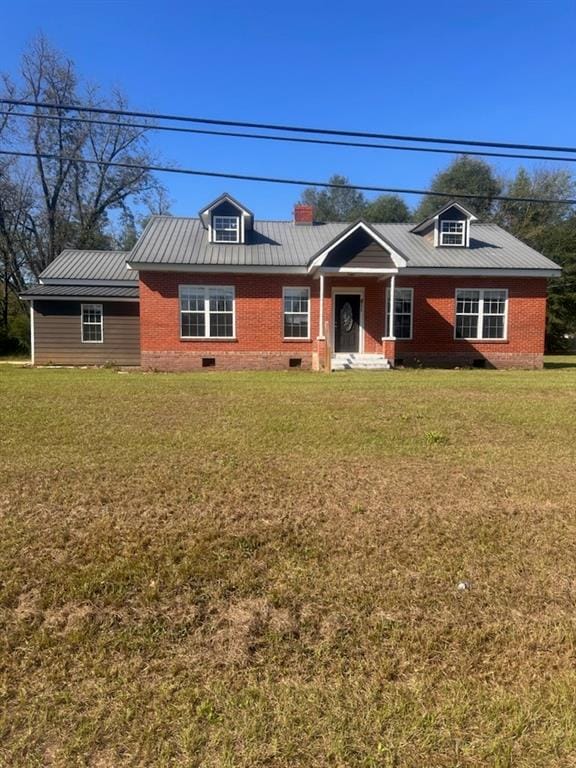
[
  {"x1": 411, "y1": 200, "x2": 478, "y2": 234},
  {"x1": 308, "y1": 220, "x2": 407, "y2": 271}
]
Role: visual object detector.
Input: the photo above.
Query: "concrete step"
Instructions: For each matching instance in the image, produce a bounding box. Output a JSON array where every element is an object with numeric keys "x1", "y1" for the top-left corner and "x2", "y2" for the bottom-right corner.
[{"x1": 331, "y1": 354, "x2": 391, "y2": 371}]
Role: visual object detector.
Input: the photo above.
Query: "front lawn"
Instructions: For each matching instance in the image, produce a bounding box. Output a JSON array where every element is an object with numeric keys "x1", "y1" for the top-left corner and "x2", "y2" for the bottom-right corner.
[{"x1": 1, "y1": 364, "x2": 576, "y2": 767}]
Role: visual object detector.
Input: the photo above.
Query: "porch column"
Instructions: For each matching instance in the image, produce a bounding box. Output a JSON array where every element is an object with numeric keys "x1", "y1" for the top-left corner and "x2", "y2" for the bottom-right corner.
[
  {"x1": 30, "y1": 299, "x2": 35, "y2": 366},
  {"x1": 388, "y1": 274, "x2": 396, "y2": 339},
  {"x1": 382, "y1": 274, "x2": 397, "y2": 367},
  {"x1": 318, "y1": 273, "x2": 325, "y2": 339}
]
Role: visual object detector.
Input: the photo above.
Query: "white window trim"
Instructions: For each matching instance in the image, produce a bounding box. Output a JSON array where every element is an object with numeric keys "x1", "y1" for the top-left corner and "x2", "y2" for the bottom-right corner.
[
  {"x1": 179, "y1": 285, "x2": 236, "y2": 339},
  {"x1": 81, "y1": 303, "x2": 104, "y2": 344},
  {"x1": 454, "y1": 288, "x2": 509, "y2": 342},
  {"x1": 439, "y1": 219, "x2": 466, "y2": 247},
  {"x1": 211, "y1": 215, "x2": 240, "y2": 244},
  {"x1": 282, "y1": 286, "x2": 311, "y2": 340},
  {"x1": 385, "y1": 287, "x2": 414, "y2": 340}
]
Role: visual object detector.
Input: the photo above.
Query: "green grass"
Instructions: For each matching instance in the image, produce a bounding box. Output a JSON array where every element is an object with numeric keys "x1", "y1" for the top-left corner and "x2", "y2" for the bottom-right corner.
[{"x1": 1, "y1": 360, "x2": 576, "y2": 767}]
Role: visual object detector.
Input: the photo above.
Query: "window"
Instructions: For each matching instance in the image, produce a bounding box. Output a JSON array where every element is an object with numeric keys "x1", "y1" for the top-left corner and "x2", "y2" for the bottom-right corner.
[
  {"x1": 212, "y1": 216, "x2": 240, "y2": 243},
  {"x1": 455, "y1": 289, "x2": 507, "y2": 340},
  {"x1": 283, "y1": 287, "x2": 310, "y2": 338},
  {"x1": 386, "y1": 287, "x2": 413, "y2": 339},
  {"x1": 180, "y1": 286, "x2": 235, "y2": 338},
  {"x1": 440, "y1": 220, "x2": 466, "y2": 246},
  {"x1": 81, "y1": 303, "x2": 103, "y2": 343}
]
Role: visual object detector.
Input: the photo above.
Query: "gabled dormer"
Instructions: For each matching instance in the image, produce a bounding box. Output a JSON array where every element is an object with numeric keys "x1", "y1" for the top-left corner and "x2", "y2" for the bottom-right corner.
[
  {"x1": 199, "y1": 193, "x2": 254, "y2": 244},
  {"x1": 411, "y1": 201, "x2": 478, "y2": 248}
]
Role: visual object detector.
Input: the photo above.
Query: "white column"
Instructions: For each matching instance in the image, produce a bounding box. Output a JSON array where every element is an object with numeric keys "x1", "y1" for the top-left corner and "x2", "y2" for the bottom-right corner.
[
  {"x1": 318, "y1": 273, "x2": 325, "y2": 339},
  {"x1": 30, "y1": 299, "x2": 35, "y2": 365},
  {"x1": 389, "y1": 274, "x2": 396, "y2": 339}
]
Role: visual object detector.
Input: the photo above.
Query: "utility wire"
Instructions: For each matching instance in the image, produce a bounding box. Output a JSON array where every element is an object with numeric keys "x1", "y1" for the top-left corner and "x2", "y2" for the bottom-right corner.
[
  {"x1": 1, "y1": 148, "x2": 575, "y2": 205},
  {"x1": 2, "y1": 109, "x2": 576, "y2": 165},
  {"x1": 2, "y1": 98, "x2": 576, "y2": 155}
]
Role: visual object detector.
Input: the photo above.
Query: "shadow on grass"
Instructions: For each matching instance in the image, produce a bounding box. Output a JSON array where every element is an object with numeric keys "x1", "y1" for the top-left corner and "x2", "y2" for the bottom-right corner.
[{"x1": 544, "y1": 355, "x2": 576, "y2": 369}]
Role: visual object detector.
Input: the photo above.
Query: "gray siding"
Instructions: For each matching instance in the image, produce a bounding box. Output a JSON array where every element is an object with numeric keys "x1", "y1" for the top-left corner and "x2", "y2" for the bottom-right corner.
[
  {"x1": 324, "y1": 229, "x2": 395, "y2": 269},
  {"x1": 34, "y1": 300, "x2": 140, "y2": 366}
]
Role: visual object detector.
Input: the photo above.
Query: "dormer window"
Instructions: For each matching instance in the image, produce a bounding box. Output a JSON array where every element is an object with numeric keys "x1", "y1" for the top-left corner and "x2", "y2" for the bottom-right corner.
[
  {"x1": 440, "y1": 220, "x2": 466, "y2": 247},
  {"x1": 410, "y1": 201, "x2": 477, "y2": 248},
  {"x1": 213, "y1": 215, "x2": 240, "y2": 243}
]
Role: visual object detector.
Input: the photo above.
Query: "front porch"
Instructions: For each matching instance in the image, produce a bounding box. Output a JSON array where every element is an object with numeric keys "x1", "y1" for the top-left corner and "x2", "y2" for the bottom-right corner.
[{"x1": 308, "y1": 220, "x2": 406, "y2": 372}]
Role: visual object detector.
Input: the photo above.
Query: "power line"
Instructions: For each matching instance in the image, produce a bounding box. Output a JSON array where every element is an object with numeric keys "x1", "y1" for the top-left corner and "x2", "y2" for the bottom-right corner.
[
  {"x1": 1, "y1": 148, "x2": 574, "y2": 205},
  {"x1": 2, "y1": 98, "x2": 576, "y2": 155},
  {"x1": 2, "y1": 109, "x2": 576, "y2": 165}
]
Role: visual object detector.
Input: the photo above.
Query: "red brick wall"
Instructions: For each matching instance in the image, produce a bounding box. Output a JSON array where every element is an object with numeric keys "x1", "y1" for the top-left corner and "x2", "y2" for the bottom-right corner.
[
  {"x1": 394, "y1": 276, "x2": 547, "y2": 369},
  {"x1": 139, "y1": 271, "x2": 548, "y2": 370}
]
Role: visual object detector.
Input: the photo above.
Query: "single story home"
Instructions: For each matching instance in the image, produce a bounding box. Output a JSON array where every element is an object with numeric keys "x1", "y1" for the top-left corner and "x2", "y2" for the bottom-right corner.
[{"x1": 22, "y1": 194, "x2": 561, "y2": 370}]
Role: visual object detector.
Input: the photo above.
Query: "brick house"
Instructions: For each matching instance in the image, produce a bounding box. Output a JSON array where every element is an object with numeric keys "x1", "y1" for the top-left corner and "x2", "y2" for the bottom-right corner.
[{"x1": 22, "y1": 193, "x2": 561, "y2": 370}]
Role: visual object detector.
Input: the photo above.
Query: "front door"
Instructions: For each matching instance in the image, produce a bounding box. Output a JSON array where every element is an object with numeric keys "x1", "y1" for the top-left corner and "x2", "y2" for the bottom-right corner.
[{"x1": 334, "y1": 294, "x2": 361, "y2": 353}]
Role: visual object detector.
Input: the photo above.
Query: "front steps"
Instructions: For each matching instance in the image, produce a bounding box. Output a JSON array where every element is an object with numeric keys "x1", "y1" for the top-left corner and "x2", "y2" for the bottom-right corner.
[{"x1": 331, "y1": 353, "x2": 392, "y2": 371}]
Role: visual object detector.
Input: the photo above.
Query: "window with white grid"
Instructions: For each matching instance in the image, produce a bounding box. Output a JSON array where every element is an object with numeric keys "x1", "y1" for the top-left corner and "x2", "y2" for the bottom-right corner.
[
  {"x1": 283, "y1": 287, "x2": 310, "y2": 338},
  {"x1": 386, "y1": 287, "x2": 413, "y2": 339},
  {"x1": 212, "y1": 216, "x2": 240, "y2": 243},
  {"x1": 81, "y1": 304, "x2": 103, "y2": 343},
  {"x1": 455, "y1": 289, "x2": 507, "y2": 340},
  {"x1": 180, "y1": 286, "x2": 235, "y2": 338},
  {"x1": 440, "y1": 220, "x2": 466, "y2": 246}
]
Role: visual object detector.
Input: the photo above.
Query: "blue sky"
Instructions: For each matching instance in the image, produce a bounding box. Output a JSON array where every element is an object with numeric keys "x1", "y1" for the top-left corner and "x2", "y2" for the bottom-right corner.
[{"x1": 1, "y1": 0, "x2": 575, "y2": 219}]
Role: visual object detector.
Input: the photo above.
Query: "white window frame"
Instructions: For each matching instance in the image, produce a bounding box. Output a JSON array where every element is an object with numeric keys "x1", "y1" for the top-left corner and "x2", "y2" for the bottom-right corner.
[
  {"x1": 179, "y1": 285, "x2": 236, "y2": 339},
  {"x1": 386, "y1": 287, "x2": 413, "y2": 340},
  {"x1": 283, "y1": 286, "x2": 310, "y2": 340},
  {"x1": 211, "y1": 215, "x2": 240, "y2": 243},
  {"x1": 81, "y1": 303, "x2": 103, "y2": 343},
  {"x1": 454, "y1": 288, "x2": 508, "y2": 341},
  {"x1": 439, "y1": 219, "x2": 466, "y2": 247}
]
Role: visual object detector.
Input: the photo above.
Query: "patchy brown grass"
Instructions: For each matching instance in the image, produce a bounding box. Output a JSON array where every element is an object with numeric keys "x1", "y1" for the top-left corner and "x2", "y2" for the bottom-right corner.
[{"x1": 1, "y1": 360, "x2": 576, "y2": 766}]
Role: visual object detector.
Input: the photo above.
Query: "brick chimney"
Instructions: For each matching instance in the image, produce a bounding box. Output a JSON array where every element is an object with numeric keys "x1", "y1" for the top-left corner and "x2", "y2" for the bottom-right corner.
[{"x1": 294, "y1": 204, "x2": 314, "y2": 225}]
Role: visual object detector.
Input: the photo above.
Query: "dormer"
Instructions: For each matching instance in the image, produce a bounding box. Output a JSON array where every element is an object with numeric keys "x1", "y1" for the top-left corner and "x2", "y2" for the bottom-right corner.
[
  {"x1": 199, "y1": 193, "x2": 254, "y2": 244},
  {"x1": 411, "y1": 201, "x2": 478, "y2": 247}
]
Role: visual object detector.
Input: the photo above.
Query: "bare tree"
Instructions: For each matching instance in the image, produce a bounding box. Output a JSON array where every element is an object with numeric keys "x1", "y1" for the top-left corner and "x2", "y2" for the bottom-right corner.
[{"x1": 1, "y1": 35, "x2": 167, "y2": 282}]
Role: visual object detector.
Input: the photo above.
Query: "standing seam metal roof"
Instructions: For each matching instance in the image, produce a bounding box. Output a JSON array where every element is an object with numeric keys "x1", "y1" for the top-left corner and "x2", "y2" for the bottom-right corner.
[
  {"x1": 39, "y1": 250, "x2": 138, "y2": 282},
  {"x1": 127, "y1": 216, "x2": 560, "y2": 271}
]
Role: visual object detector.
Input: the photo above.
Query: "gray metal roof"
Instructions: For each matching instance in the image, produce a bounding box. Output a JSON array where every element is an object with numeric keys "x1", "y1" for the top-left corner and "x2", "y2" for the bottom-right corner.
[
  {"x1": 373, "y1": 223, "x2": 559, "y2": 271},
  {"x1": 39, "y1": 250, "x2": 138, "y2": 282},
  {"x1": 128, "y1": 216, "x2": 560, "y2": 272},
  {"x1": 21, "y1": 284, "x2": 139, "y2": 299}
]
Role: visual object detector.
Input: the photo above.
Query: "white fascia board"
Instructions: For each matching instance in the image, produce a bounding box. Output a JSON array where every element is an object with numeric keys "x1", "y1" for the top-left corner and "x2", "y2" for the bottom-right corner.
[
  {"x1": 24, "y1": 295, "x2": 139, "y2": 302},
  {"x1": 41, "y1": 278, "x2": 137, "y2": 287},
  {"x1": 308, "y1": 221, "x2": 407, "y2": 270},
  {"x1": 127, "y1": 262, "x2": 308, "y2": 274},
  {"x1": 402, "y1": 267, "x2": 561, "y2": 277},
  {"x1": 318, "y1": 267, "x2": 399, "y2": 275}
]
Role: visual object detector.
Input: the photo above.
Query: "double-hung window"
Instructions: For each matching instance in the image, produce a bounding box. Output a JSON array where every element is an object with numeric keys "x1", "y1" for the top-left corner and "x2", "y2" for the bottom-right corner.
[
  {"x1": 180, "y1": 286, "x2": 235, "y2": 338},
  {"x1": 386, "y1": 287, "x2": 413, "y2": 339},
  {"x1": 283, "y1": 287, "x2": 310, "y2": 338},
  {"x1": 455, "y1": 289, "x2": 507, "y2": 340},
  {"x1": 212, "y1": 216, "x2": 240, "y2": 243},
  {"x1": 440, "y1": 220, "x2": 465, "y2": 246},
  {"x1": 81, "y1": 303, "x2": 103, "y2": 343}
]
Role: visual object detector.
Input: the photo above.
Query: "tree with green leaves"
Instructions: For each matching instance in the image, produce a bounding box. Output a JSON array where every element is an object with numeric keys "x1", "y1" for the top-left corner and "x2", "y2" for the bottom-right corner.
[
  {"x1": 413, "y1": 156, "x2": 502, "y2": 221},
  {"x1": 300, "y1": 174, "x2": 367, "y2": 222},
  {"x1": 496, "y1": 167, "x2": 574, "y2": 241},
  {"x1": 364, "y1": 194, "x2": 410, "y2": 223},
  {"x1": 299, "y1": 177, "x2": 411, "y2": 223}
]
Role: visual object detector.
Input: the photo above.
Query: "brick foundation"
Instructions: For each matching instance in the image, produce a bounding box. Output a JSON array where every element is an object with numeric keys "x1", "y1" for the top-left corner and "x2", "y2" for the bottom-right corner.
[
  {"x1": 397, "y1": 352, "x2": 544, "y2": 369},
  {"x1": 142, "y1": 350, "x2": 313, "y2": 372}
]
